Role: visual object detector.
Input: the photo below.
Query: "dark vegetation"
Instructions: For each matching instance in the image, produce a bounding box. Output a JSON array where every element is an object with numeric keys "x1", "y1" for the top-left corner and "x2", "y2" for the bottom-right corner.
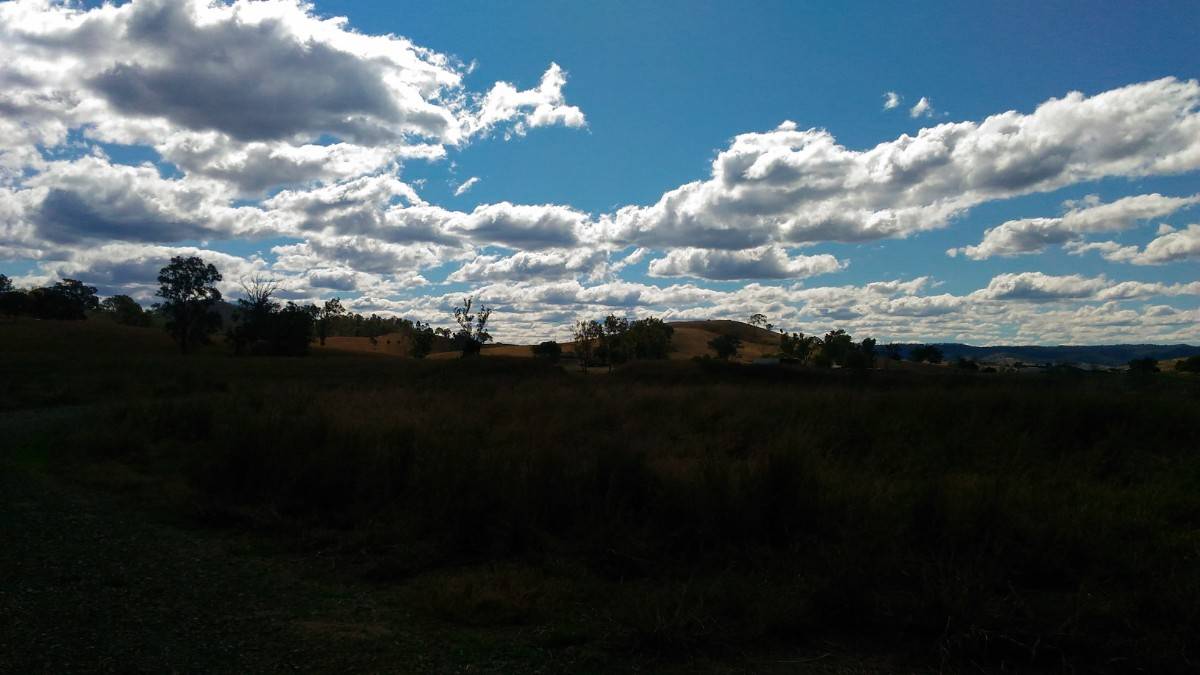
[
  {"x1": 574, "y1": 314, "x2": 675, "y2": 371},
  {"x1": 5, "y1": 260, "x2": 1200, "y2": 672},
  {"x1": 4, "y1": 315, "x2": 1200, "y2": 673}
]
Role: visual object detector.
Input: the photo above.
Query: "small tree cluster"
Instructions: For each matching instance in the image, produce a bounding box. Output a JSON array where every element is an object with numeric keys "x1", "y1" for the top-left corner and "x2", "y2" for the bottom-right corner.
[
  {"x1": 531, "y1": 340, "x2": 562, "y2": 362},
  {"x1": 0, "y1": 277, "x2": 99, "y2": 320},
  {"x1": 574, "y1": 314, "x2": 674, "y2": 371},
  {"x1": 224, "y1": 277, "x2": 317, "y2": 357},
  {"x1": 100, "y1": 294, "x2": 152, "y2": 326}
]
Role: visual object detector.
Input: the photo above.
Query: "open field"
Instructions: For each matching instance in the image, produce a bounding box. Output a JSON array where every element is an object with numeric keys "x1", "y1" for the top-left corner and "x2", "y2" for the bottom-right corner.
[{"x1": 4, "y1": 317, "x2": 1200, "y2": 672}]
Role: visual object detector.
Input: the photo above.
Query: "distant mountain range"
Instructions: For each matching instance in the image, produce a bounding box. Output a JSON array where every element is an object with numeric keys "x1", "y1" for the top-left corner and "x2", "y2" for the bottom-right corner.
[{"x1": 893, "y1": 343, "x2": 1200, "y2": 367}]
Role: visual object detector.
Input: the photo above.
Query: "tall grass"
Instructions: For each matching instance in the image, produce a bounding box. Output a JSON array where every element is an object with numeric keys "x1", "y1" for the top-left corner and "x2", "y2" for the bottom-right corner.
[{"x1": 8, "y1": 319, "x2": 1200, "y2": 670}]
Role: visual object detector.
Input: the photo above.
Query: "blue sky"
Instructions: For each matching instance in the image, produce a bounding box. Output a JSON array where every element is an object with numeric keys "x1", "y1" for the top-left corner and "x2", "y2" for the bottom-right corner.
[{"x1": 1, "y1": 0, "x2": 1198, "y2": 343}]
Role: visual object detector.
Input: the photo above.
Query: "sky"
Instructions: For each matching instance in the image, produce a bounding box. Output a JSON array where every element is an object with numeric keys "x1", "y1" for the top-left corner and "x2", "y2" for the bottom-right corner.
[{"x1": 1, "y1": 0, "x2": 1199, "y2": 344}]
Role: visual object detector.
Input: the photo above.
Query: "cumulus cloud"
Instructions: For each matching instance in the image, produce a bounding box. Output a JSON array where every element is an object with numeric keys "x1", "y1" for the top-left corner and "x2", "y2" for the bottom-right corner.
[
  {"x1": 446, "y1": 248, "x2": 606, "y2": 282},
  {"x1": 883, "y1": 92, "x2": 902, "y2": 110},
  {"x1": 1071, "y1": 224, "x2": 1200, "y2": 265},
  {"x1": 949, "y1": 192, "x2": 1200, "y2": 259},
  {"x1": 972, "y1": 272, "x2": 1110, "y2": 302},
  {"x1": 909, "y1": 96, "x2": 934, "y2": 118},
  {"x1": 646, "y1": 246, "x2": 846, "y2": 280},
  {"x1": 454, "y1": 176, "x2": 480, "y2": 197},
  {"x1": 3, "y1": 155, "x2": 276, "y2": 245},
  {"x1": 602, "y1": 78, "x2": 1200, "y2": 249},
  {"x1": 0, "y1": 0, "x2": 585, "y2": 194},
  {"x1": 470, "y1": 63, "x2": 586, "y2": 138}
]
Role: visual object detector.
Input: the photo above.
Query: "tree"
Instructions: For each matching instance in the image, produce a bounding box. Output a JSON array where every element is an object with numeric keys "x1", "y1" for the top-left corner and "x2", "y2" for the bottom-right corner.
[
  {"x1": 625, "y1": 317, "x2": 674, "y2": 360},
  {"x1": 100, "y1": 294, "x2": 151, "y2": 326},
  {"x1": 316, "y1": 298, "x2": 346, "y2": 346},
  {"x1": 453, "y1": 296, "x2": 493, "y2": 357},
  {"x1": 909, "y1": 344, "x2": 944, "y2": 364},
  {"x1": 883, "y1": 343, "x2": 903, "y2": 361},
  {"x1": 599, "y1": 314, "x2": 630, "y2": 371},
  {"x1": 0, "y1": 289, "x2": 27, "y2": 317},
  {"x1": 780, "y1": 331, "x2": 818, "y2": 361},
  {"x1": 572, "y1": 319, "x2": 602, "y2": 372},
  {"x1": 0, "y1": 274, "x2": 11, "y2": 293},
  {"x1": 531, "y1": 340, "x2": 562, "y2": 362},
  {"x1": 844, "y1": 337, "x2": 876, "y2": 369},
  {"x1": 1176, "y1": 355, "x2": 1200, "y2": 373},
  {"x1": 708, "y1": 333, "x2": 742, "y2": 360},
  {"x1": 409, "y1": 320, "x2": 435, "y2": 358},
  {"x1": 27, "y1": 286, "x2": 87, "y2": 320},
  {"x1": 748, "y1": 313, "x2": 767, "y2": 327},
  {"x1": 820, "y1": 329, "x2": 854, "y2": 366},
  {"x1": 1127, "y1": 357, "x2": 1159, "y2": 374},
  {"x1": 156, "y1": 256, "x2": 223, "y2": 353},
  {"x1": 52, "y1": 279, "x2": 99, "y2": 312}
]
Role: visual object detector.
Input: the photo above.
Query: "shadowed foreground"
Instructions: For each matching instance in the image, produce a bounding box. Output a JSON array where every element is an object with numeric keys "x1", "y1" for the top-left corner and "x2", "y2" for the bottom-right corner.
[{"x1": 3, "y1": 318, "x2": 1198, "y2": 673}]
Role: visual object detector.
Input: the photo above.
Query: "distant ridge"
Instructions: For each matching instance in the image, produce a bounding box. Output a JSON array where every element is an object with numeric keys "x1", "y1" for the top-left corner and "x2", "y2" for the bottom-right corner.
[{"x1": 892, "y1": 343, "x2": 1200, "y2": 367}]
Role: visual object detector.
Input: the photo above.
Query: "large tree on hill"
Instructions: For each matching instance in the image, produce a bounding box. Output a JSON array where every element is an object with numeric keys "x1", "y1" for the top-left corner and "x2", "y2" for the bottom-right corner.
[
  {"x1": 156, "y1": 256, "x2": 223, "y2": 354},
  {"x1": 452, "y1": 296, "x2": 493, "y2": 357}
]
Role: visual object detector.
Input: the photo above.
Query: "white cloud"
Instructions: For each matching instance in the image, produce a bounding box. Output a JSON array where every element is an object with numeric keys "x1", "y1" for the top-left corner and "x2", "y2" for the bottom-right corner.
[
  {"x1": 909, "y1": 96, "x2": 934, "y2": 118},
  {"x1": 646, "y1": 246, "x2": 846, "y2": 280},
  {"x1": 1071, "y1": 224, "x2": 1200, "y2": 265},
  {"x1": 446, "y1": 248, "x2": 606, "y2": 282},
  {"x1": 883, "y1": 92, "x2": 902, "y2": 110},
  {"x1": 602, "y1": 78, "x2": 1200, "y2": 250},
  {"x1": 948, "y1": 192, "x2": 1200, "y2": 259},
  {"x1": 454, "y1": 176, "x2": 480, "y2": 197},
  {"x1": 0, "y1": 0, "x2": 585, "y2": 195}
]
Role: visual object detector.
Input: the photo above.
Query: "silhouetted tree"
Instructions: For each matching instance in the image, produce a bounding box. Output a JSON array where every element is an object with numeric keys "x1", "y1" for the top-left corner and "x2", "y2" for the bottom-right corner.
[
  {"x1": 1127, "y1": 357, "x2": 1159, "y2": 374},
  {"x1": 410, "y1": 320, "x2": 435, "y2": 358},
  {"x1": 0, "y1": 274, "x2": 11, "y2": 294},
  {"x1": 909, "y1": 344, "x2": 944, "y2": 364},
  {"x1": 883, "y1": 343, "x2": 903, "y2": 361},
  {"x1": 844, "y1": 337, "x2": 876, "y2": 369},
  {"x1": 156, "y1": 256, "x2": 223, "y2": 353},
  {"x1": 625, "y1": 317, "x2": 674, "y2": 360},
  {"x1": 453, "y1": 296, "x2": 493, "y2": 357},
  {"x1": 821, "y1": 329, "x2": 854, "y2": 366},
  {"x1": 748, "y1": 313, "x2": 767, "y2": 327},
  {"x1": 572, "y1": 319, "x2": 602, "y2": 372},
  {"x1": 100, "y1": 294, "x2": 151, "y2": 326},
  {"x1": 531, "y1": 340, "x2": 562, "y2": 362},
  {"x1": 599, "y1": 314, "x2": 630, "y2": 371},
  {"x1": 0, "y1": 289, "x2": 27, "y2": 317},
  {"x1": 709, "y1": 333, "x2": 741, "y2": 360},
  {"x1": 955, "y1": 357, "x2": 979, "y2": 371},
  {"x1": 316, "y1": 297, "x2": 346, "y2": 346},
  {"x1": 53, "y1": 279, "x2": 99, "y2": 311}
]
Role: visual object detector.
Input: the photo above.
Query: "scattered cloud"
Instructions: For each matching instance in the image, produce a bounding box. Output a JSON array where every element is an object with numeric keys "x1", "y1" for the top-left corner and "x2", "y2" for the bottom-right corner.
[
  {"x1": 883, "y1": 91, "x2": 902, "y2": 110},
  {"x1": 909, "y1": 96, "x2": 934, "y2": 118},
  {"x1": 948, "y1": 192, "x2": 1200, "y2": 259},
  {"x1": 647, "y1": 246, "x2": 845, "y2": 280},
  {"x1": 454, "y1": 176, "x2": 480, "y2": 197}
]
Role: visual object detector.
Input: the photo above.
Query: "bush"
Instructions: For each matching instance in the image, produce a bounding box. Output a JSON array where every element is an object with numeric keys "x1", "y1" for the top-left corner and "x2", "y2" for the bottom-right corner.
[{"x1": 531, "y1": 340, "x2": 562, "y2": 362}]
